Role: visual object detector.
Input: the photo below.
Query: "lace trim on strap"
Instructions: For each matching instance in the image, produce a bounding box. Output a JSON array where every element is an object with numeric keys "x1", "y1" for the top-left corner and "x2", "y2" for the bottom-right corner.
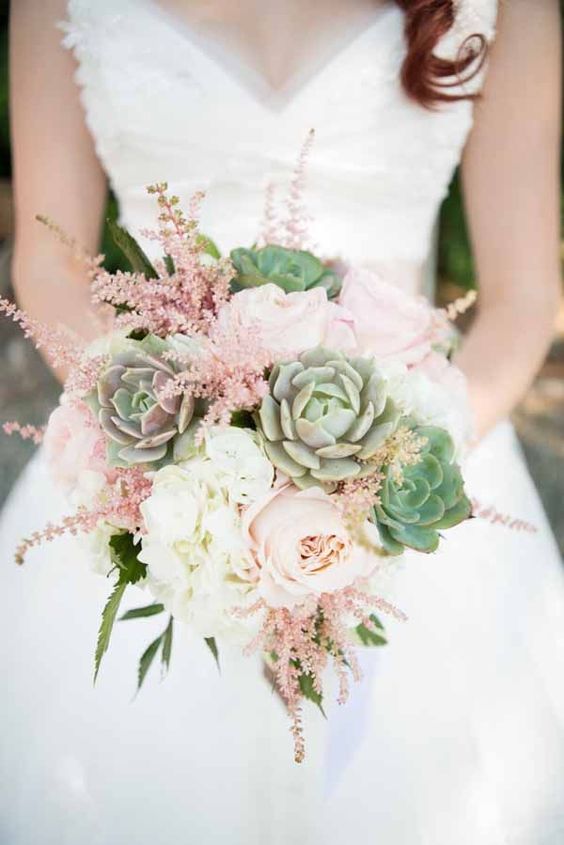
[
  {"x1": 436, "y1": 0, "x2": 499, "y2": 91},
  {"x1": 59, "y1": 0, "x2": 126, "y2": 170}
]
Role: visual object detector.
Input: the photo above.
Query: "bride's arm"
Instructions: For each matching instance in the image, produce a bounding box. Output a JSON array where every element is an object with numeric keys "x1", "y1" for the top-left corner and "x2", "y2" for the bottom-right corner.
[
  {"x1": 456, "y1": 0, "x2": 562, "y2": 439},
  {"x1": 10, "y1": 0, "x2": 107, "y2": 377}
]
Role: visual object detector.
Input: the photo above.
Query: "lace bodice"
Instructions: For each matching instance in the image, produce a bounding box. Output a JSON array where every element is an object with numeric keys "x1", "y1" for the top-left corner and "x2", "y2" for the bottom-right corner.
[{"x1": 62, "y1": 0, "x2": 498, "y2": 285}]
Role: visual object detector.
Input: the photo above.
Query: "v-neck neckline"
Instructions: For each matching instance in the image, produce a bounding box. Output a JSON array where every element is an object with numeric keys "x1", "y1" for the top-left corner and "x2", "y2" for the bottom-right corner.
[{"x1": 144, "y1": 1, "x2": 396, "y2": 113}]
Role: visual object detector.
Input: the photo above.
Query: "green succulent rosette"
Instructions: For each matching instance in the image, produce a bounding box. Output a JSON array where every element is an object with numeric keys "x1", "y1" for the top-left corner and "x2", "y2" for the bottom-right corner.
[
  {"x1": 230, "y1": 245, "x2": 342, "y2": 299},
  {"x1": 90, "y1": 334, "x2": 196, "y2": 467},
  {"x1": 257, "y1": 346, "x2": 400, "y2": 489},
  {"x1": 374, "y1": 425, "x2": 471, "y2": 555}
]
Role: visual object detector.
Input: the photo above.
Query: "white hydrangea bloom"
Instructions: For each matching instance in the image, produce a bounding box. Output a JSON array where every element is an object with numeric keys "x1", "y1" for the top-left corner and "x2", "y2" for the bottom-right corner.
[
  {"x1": 76, "y1": 520, "x2": 118, "y2": 577},
  {"x1": 379, "y1": 358, "x2": 472, "y2": 455},
  {"x1": 204, "y1": 426, "x2": 274, "y2": 505},
  {"x1": 139, "y1": 432, "x2": 273, "y2": 640}
]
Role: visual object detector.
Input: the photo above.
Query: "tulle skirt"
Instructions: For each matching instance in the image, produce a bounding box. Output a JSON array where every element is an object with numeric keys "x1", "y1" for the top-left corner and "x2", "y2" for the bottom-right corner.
[{"x1": 1, "y1": 421, "x2": 563, "y2": 845}]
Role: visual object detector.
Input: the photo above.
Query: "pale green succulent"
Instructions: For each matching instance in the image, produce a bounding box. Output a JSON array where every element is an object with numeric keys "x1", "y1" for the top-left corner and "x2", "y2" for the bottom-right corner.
[
  {"x1": 230, "y1": 245, "x2": 342, "y2": 299},
  {"x1": 257, "y1": 347, "x2": 399, "y2": 489},
  {"x1": 92, "y1": 335, "x2": 195, "y2": 467},
  {"x1": 374, "y1": 424, "x2": 471, "y2": 554}
]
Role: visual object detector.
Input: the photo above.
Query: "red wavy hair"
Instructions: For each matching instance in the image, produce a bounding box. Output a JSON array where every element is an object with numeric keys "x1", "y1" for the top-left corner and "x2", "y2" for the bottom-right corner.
[{"x1": 394, "y1": 0, "x2": 487, "y2": 108}]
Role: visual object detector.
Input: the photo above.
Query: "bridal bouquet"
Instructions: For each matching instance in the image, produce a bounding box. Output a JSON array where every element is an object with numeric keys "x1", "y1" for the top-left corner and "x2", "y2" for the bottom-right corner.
[{"x1": 1, "y1": 152, "x2": 474, "y2": 761}]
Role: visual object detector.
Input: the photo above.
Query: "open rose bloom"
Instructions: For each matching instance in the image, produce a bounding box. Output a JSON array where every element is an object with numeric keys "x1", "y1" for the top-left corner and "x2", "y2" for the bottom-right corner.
[{"x1": 5, "y1": 182, "x2": 473, "y2": 763}]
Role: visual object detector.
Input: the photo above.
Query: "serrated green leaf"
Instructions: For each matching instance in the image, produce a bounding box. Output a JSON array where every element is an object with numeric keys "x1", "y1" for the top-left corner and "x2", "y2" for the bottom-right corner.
[
  {"x1": 161, "y1": 617, "x2": 174, "y2": 673},
  {"x1": 204, "y1": 636, "x2": 220, "y2": 670},
  {"x1": 137, "y1": 633, "x2": 164, "y2": 691},
  {"x1": 119, "y1": 603, "x2": 165, "y2": 621},
  {"x1": 109, "y1": 533, "x2": 147, "y2": 585},
  {"x1": 354, "y1": 614, "x2": 388, "y2": 647},
  {"x1": 94, "y1": 581, "x2": 127, "y2": 683},
  {"x1": 107, "y1": 219, "x2": 158, "y2": 279},
  {"x1": 298, "y1": 671, "x2": 326, "y2": 717}
]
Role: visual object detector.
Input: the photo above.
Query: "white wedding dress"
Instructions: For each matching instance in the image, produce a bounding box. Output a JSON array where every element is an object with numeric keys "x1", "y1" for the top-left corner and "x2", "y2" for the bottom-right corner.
[{"x1": 2, "y1": 1, "x2": 564, "y2": 843}]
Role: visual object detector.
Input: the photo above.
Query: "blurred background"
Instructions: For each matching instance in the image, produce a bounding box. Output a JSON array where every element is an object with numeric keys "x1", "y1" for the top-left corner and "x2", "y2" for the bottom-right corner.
[{"x1": 0, "y1": 3, "x2": 562, "y2": 553}]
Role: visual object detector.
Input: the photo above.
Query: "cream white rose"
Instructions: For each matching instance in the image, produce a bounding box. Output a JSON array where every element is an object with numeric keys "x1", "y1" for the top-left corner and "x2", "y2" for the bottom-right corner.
[{"x1": 243, "y1": 484, "x2": 381, "y2": 609}]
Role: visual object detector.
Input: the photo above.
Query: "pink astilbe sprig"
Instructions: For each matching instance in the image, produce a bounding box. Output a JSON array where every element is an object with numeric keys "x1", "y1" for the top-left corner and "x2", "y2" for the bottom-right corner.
[
  {"x1": 91, "y1": 184, "x2": 234, "y2": 337},
  {"x1": 90, "y1": 267, "x2": 199, "y2": 337},
  {"x1": 441, "y1": 289, "x2": 478, "y2": 322},
  {"x1": 280, "y1": 128, "x2": 316, "y2": 251},
  {"x1": 36, "y1": 214, "x2": 105, "y2": 276},
  {"x1": 146, "y1": 184, "x2": 234, "y2": 325},
  {"x1": 14, "y1": 508, "x2": 101, "y2": 566},
  {"x1": 0, "y1": 294, "x2": 106, "y2": 399},
  {"x1": 336, "y1": 471, "x2": 384, "y2": 535},
  {"x1": 64, "y1": 353, "x2": 109, "y2": 398},
  {"x1": 0, "y1": 296, "x2": 84, "y2": 371},
  {"x1": 3, "y1": 421, "x2": 45, "y2": 445},
  {"x1": 14, "y1": 466, "x2": 153, "y2": 566},
  {"x1": 161, "y1": 317, "x2": 272, "y2": 430},
  {"x1": 237, "y1": 585, "x2": 406, "y2": 762},
  {"x1": 258, "y1": 181, "x2": 281, "y2": 247},
  {"x1": 100, "y1": 466, "x2": 153, "y2": 533}
]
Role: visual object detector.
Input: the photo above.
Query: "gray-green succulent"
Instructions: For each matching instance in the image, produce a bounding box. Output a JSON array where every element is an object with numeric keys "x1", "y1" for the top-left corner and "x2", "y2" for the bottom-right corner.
[
  {"x1": 257, "y1": 347, "x2": 399, "y2": 489},
  {"x1": 92, "y1": 335, "x2": 195, "y2": 467},
  {"x1": 230, "y1": 245, "x2": 342, "y2": 299},
  {"x1": 374, "y1": 425, "x2": 471, "y2": 554}
]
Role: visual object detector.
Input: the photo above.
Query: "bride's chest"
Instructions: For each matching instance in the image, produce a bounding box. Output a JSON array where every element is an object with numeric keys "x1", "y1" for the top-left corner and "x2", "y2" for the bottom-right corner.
[{"x1": 62, "y1": 0, "x2": 488, "y2": 190}]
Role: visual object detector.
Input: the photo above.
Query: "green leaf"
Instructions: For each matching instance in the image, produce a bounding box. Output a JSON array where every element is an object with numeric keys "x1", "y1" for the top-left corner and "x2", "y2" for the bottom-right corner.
[
  {"x1": 230, "y1": 409, "x2": 255, "y2": 429},
  {"x1": 107, "y1": 218, "x2": 158, "y2": 279},
  {"x1": 119, "y1": 603, "x2": 165, "y2": 621},
  {"x1": 375, "y1": 518, "x2": 405, "y2": 556},
  {"x1": 298, "y1": 671, "x2": 326, "y2": 717},
  {"x1": 164, "y1": 254, "x2": 175, "y2": 275},
  {"x1": 94, "y1": 581, "x2": 127, "y2": 682},
  {"x1": 196, "y1": 234, "x2": 221, "y2": 259},
  {"x1": 433, "y1": 494, "x2": 472, "y2": 530},
  {"x1": 161, "y1": 616, "x2": 174, "y2": 673},
  {"x1": 354, "y1": 614, "x2": 388, "y2": 647},
  {"x1": 109, "y1": 533, "x2": 147, "y2": 585},
  {"x1": 204, "y1": 636, "x2": 220, "y2": 670},
  {"x1": 137, "y1": 633, "x2": 164, "y2": 691}
]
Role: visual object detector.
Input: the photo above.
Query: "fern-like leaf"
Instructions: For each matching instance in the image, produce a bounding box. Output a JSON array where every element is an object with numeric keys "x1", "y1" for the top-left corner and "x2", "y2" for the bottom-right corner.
[
  {"x1": 94, "y1": 581, "x2": 127, "y2": 683},
  {"x1": 137, "y1": 634, "x2": 163, "y2": 691},
  {"x1": 119, "y1": 603, "x2": 165, "y2": 621},
  {"x1": 204, "y1": 636, "x2": 220, "y2": 671},
  {"x1": 297, "y1": 671, "x2": 326, "y2": 718},
  {"x1": 107, "y1": 219, "x2": 158, "y2": 279},
  {"x1": 161, "y1": 617, "x2": 174, "y2": 673},
  {"x1": 354, "y1": 614, "x2": 387, "y2": 647}
]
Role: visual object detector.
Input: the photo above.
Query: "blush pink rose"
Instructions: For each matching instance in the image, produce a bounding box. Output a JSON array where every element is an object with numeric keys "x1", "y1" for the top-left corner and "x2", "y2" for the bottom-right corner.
[
  {"x1": 44, "y1": 400, "x2": 109, "y2": 493},
  {"x1": 243, "y1": 484, "x2": 380, "y2": 609},
  {"x1": 339, "y1": 267, "x2": 436, "y2": 365},
  {"x1": 324, "y1": 301, "x2": 358, "y2": 352},
  {"x1": 219, "y1": 284, "x2": 355, "y2": 357}
]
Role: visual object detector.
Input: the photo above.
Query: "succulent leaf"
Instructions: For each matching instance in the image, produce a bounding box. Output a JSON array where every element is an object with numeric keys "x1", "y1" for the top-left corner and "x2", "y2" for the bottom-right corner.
[
  {"x1": 91, "y1": 335, "x2": 198, "y2": 468},
  {"x1": 374, "y1": 424, "x2": 471, "y2": 554},
  {"x1": 256, "y1": 346, "x2": 398, "y2": 490},
  {"x1": 230, "y1": 245, "x2": 342, "y2": 299}
]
